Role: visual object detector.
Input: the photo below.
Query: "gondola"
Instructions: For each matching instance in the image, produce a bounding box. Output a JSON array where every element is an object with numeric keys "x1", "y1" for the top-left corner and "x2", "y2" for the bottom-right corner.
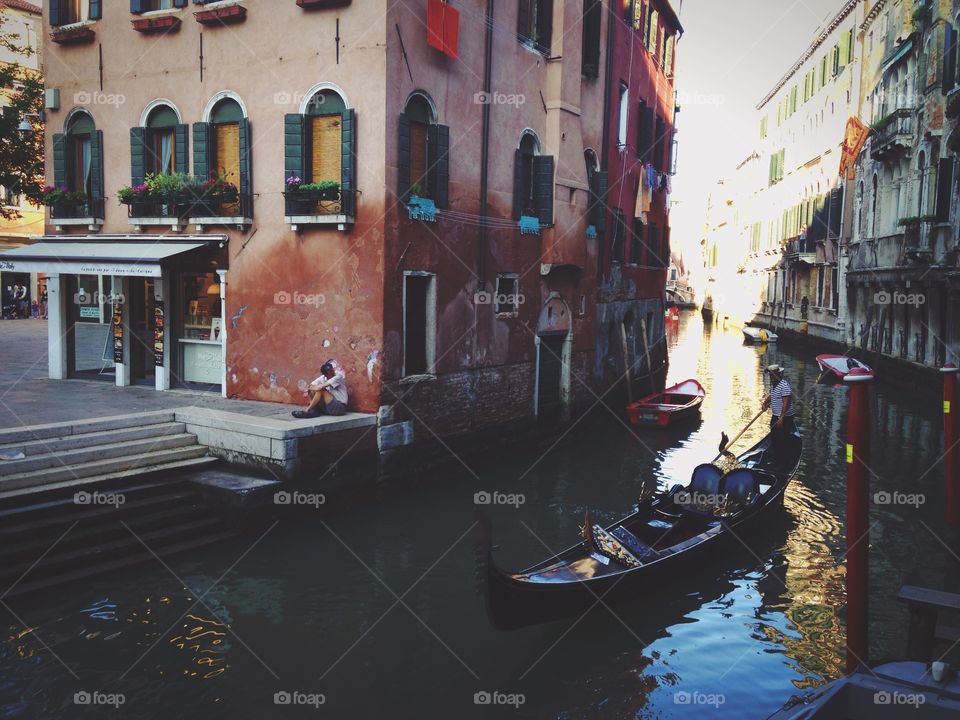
[
  {"x1": 477, "y1": 428, "x2": 802, "y2": 630},
  {"x1": 816, "y1": 354, "x2": 873, "y2": 383},
  {"x1": 625, "y1": 379, "x2": 705, "y2": 428}
]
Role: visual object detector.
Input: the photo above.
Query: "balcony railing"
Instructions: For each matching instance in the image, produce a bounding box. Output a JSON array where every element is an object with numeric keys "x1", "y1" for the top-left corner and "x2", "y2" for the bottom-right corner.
[
  {"x1": 50, "y1": 198, "x2": 104, "y2": 221},
  {"x1": 871, "y1": 108, "x2": 913, "y2": 160},
  {"x1": 190, "y1": 192, "x2": 253, "y2": 228},
  {"x1": 283, "y1": 188, "x2": 356, "y2": 230},
  {"x1": 785, "y1": 237, "x2": 816, "y2": 259}
]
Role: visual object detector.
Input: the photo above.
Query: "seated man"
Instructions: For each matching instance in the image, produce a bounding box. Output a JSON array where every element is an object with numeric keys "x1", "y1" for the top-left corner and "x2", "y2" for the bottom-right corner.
[{"x1": 292, "y1": 361, "x2": 348, "y2": 418}]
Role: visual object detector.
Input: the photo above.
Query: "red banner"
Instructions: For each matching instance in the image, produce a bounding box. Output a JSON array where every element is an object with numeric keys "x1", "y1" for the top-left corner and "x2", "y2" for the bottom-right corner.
[
  {"x1": 839, "y1": 116, "x2": 870, "y2": 179},
  {"x1": 426, "y1": 0, "x2": 459, "y2": 59}
]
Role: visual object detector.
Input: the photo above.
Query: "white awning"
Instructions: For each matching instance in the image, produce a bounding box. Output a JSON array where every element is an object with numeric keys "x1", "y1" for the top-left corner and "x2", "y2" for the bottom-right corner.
[{"x1": 0, "y1": 236, "x2": 225, "y2": 277}]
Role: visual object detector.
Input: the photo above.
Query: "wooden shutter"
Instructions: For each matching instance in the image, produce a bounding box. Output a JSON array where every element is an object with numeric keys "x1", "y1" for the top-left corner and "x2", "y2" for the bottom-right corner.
[
  {"x1": 174, "y1": 0, "x2": 188, "y2": 7},
  {"x1": 944, "y1": 24, "x2": 957, "y2": 93},
  {"x1": 517, "y1": 0, "x2": 530, "y2": 39},
  {"x1": 89, "y1": 0, "x2": 102, "y2": 20},
  {"x1": 409, "y1": 122, "x2": 428, "y2": 190},
  {"x1": 828, "y1": 187, "x2": 843, "y2": 238},
  {"x1": 311, "y1": 115, "x2": 341, "y2": 185},
  {"x1": 192, "y1": 121, "x2": 211, "y2": 179},
  {"x1": 638, "y1": 104, "x2": 653, "y2": 161},
  {"x1": 647, "y1": 10, "x2": 658, "y2": 55},
  {"x1": 838, "y1": 30, "x2": 850, "y2": 71},
  {"x1": 581, "y1": 0, "x2": 601, "y2": 76},
  {"x1": 53, "y1": 133, "x2": 67, "y2": 189},
  {"x1": 428, "y1": 123, "x2": 449, "y2": 209},
  {"x1": 654, "y1": 116, "x2": 665, "y2": 170},
  {"x1": 49, "y1": 0, "x2": 63, "y2": 27},
  {"x1": 512, "y1": 149, "x2": 524, "y2": 219},
  {"x1": 130, "y1": 127, "x2": 146, "y2": 186},
  {"x1": 89, "y1": 130, "x2": 104, "y2": 203},
  {"x1": 283, "y1": 113, "x2": 305, "y2": 182},
  {"x1": 533, "y1": 155, "x2": 554, "y2": 225},
  {"x1": 239, "y1": 118, "x2": 252, "y2": 215},
  {"x1": 397, "y1": 113, "x2": 411, "y2": 198},
  {"x1": 130, "y1": 0, "x2": 148, "y2": 14},
  {"x1": 340, "y1": 108, "x2": 356, "y2": 217},
  {"x1": 935, "y1": 158, "x2": 953, "y2": 222},
  {"x1": 214, "y1": 124, "x2": 241, "y2": 202},
  {"x1": 174, "y1": 124, "x2": 188, "y2": 175}
]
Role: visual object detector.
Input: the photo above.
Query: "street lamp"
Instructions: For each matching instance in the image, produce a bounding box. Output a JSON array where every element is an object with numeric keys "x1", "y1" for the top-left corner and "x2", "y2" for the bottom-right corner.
[{"x1": 17, "y1": 113, "x2": 41, "y2": 136}]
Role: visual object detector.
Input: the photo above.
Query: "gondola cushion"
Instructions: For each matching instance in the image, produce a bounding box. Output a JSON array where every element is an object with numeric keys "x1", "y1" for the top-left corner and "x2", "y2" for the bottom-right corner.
[
  {"x1": 611, "y1": 527, "x2": 659, "y2": 562},
  {"x1": 721, "y1": 469, "x2": 760, "y2": 508},
  {"x1": 688, "y1": 464, "x2": 722, "y2": 495}
]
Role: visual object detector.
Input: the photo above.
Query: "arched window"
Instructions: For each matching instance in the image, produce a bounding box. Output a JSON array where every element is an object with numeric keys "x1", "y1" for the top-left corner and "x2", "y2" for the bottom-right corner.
[
  {"x1": 52, "y1": 110, "x2": 104, "y2": 219},
  {"x1": 856, "y1": 180, "x2": 864, "y2": 237},
  {"x1": 398, "y1": 93, "x2": 449, "y2": 206},
  {"x1": 209, "y1": 98, "x2": 244, "y2": 186},
  {"x1": 584, "y1": 149, "x2": 605, "y2": 234},
  {"x1": 513, "y1": 131, "x2": 553, "y2": 223},
  {"x1": 871, "y1": 174, "x2": 879, "y2": 237},
  {"x1": 284, "y1": 86, "x2": 356, "y2": 218},
  {"x1": 145, "y1": 104, "x2": 181, "y2": 175}
]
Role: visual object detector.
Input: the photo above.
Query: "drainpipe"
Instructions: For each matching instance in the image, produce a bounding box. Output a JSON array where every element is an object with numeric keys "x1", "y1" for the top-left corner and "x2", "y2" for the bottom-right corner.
[{"x1": 478, "y1": 0, "x2": 494, "y2": 289}]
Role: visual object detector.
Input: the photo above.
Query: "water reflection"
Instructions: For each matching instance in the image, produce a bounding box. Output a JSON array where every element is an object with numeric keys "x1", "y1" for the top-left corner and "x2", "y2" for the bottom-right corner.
[{"x1": 1, "y1": 311, "x2": 959, "y2": 719}]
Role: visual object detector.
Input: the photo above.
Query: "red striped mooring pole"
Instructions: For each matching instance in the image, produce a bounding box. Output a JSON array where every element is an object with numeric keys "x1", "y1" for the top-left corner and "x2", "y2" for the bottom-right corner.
[{"x1": 844, "y1": 367, "x2": 873, "y2": 673}]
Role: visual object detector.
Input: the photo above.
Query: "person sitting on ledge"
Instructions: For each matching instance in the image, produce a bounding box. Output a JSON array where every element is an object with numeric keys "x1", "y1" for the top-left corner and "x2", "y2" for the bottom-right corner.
[{"x1": 292, "y1": 360, "x2": 348, "y2": 419}]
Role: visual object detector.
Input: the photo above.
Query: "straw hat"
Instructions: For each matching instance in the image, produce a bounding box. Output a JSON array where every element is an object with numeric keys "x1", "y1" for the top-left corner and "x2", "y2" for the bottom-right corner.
[{"x1": 766, "y1": 364, "x2": 785, "y2": 375}]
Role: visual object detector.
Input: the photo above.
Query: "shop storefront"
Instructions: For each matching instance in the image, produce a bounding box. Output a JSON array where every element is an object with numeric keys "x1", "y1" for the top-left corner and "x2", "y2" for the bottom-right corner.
[{"x1": 0, "y1": 236, "x2": 228, "y2": 395}]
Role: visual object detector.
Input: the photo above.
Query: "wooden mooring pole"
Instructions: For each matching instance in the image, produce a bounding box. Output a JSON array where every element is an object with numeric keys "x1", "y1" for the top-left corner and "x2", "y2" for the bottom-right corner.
[
  {"x1": 942, "y1": 364, "x2": 959, "y2": 526},
  {"x1": 844, "y1": 367, "x2": 873, "y2": 673}
]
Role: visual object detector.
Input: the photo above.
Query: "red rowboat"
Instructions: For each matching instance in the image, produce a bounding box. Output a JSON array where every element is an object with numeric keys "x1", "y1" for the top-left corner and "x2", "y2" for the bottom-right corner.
[
  {"x1": 626, "y1": 379, "x2": 705, "y2": 427},
  {"x1": 816, "y1": 354, "x2": 874, "y2": 382}
]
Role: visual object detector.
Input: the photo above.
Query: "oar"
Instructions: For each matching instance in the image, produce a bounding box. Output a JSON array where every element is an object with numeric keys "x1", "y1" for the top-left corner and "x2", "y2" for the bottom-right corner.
[{"x1": 712, "y1": 407, "x2": 766, "y2": 463}]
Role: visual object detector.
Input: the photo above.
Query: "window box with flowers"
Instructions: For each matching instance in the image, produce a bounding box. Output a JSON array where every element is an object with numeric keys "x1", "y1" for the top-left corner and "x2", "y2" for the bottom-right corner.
[
  {"x1": 41, "y1": 185, "x2": 104, "y2": 231},
  {"x1": 406, "y1": 182, "x2": 437, "y2": 222},
  {"x1": 50, "y1": 24, "x2": 97, "y2": 45},
  {"x1": 519, "y1": 209, "x2": 541, "y2": 236},
  {"x1": 132, "y1": 15, "x2": 182, "y2": 34},
  {"x1": 119, "y1": 172, "x2": 192, "y2": 231},
  {"x1": 188, "y1": 171, "x2": 250, "y2": 229},
  {"x1": 283, "y1": 177, "x2": 353, "y2": 229}
]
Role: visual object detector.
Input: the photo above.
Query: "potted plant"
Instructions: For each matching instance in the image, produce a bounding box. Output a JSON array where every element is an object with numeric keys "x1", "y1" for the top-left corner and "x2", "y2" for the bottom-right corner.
[
  {"x1": 42, "y1": 185, "x2": 88, "y2": 218},
  {"x1": 145, "y1": 172, "x2": 190, "y2": 216},
  {"x1": 305, "y1": 180, "x2": 340, "y2": 201},
  {"x1": 117, "y1": 183, "x2": 151, "y2": 216}
]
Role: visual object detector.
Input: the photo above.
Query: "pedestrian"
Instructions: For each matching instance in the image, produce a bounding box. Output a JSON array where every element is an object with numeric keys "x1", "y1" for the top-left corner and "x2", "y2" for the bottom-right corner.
[
  {"x1": 14, "y1": 283, "x2": 28, "y2": 318},
  {"x1": 762, "y1": 364, "x2": 797, "y2": 467},
  {"x1": 40, "y1": 286, "x2": 47, "y2": 319},
  {"x1": 292, "y1": 360, "x2": 348, "y2": 418}
]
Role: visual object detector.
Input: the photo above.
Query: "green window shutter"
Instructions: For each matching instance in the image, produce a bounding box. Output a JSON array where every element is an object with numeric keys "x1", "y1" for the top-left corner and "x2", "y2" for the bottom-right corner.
[
  {"x1": 89, "y1": 130, "x2": 104, "y2": 203},
  {"x1": 239, "y1": 118, "x2": 252, "y2": 216},
  {"x1": 943, "y1": 24, "x2": 957, "y2": 93},
  {"x1": 533, "y1": 155, "x2": 554, "y2": 225},
  {"x1": 512, "y1": 149, "x2": 524, "y2": 219},
  {"x1": 130, "y1": 127, "x2": 146, "y2": 187},
  {"x1": 397, "y1": 113, "x2": 411, "y2": 199},
  {"x1": 846, "y1": 29, "x2": 855, "y2": 64},
  {"x1": 192, "y1": 122, "x2": 211, "y2": 179},
  {"x1": 131, "y1": 0, "x2": 148, "y2": 14},
  {"x1": 174, "y1": 124, "x2": 189, "y2": 175},
  {"x1": 340, "y1": 109, "x2": 356, "y2": 217},
  {"x1": 89, "y1": 0, "x2": 102, "y2": 20},
  {"x1": 592, "y1": 170, "x2": 607, "y2": 232},
  {"x1": 428, "y1": 123, "x2": 450, "y2": 209},
  {"x1": 935, "y1": 158, "x2": 953, "y2": 221},
  {"x1": 49, "y1": 1, "x2": 63, "y2": 27},
  {"x1": 283, "y1": 113, "x2": 305, "y2": 182},
  {"x1": 53, "y1": 133, "x2": 67, "y2": 189},
  {"x1": 838, "y1": 30, "x2": 851, "y2": 70}
]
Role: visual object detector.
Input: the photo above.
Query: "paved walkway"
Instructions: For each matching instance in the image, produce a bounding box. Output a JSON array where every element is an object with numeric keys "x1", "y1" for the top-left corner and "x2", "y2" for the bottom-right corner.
[{"x1": 0, "y1": 320, "x2": 312, "y2": 430}]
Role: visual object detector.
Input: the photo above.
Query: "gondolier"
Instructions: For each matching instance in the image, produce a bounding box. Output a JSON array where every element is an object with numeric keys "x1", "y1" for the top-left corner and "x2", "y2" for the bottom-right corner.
[{"x1": 762, "y1": 364, "x2": 796, "y2": 466}]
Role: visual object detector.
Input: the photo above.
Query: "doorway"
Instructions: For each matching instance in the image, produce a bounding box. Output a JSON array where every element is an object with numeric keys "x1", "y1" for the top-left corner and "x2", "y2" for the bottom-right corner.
[
  {"x1": 128, "y1": 277, "x2": 156, "y2": 384},
  {"x1": 537, "y1": 333, "x2": 565, "y2": 417}
]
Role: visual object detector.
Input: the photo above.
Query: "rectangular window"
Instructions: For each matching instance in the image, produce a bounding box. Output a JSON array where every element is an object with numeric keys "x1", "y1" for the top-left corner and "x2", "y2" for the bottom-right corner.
[
  {"x1": 518, "y1": 0, "x2": 553, "y2": 54},
  {"x1": 631, "y1": 218, "x2": 644, "y2": 264},
  {"x1": 214, "y1": 123, "x2": 240, "y2": 186},
  {"x1": 665, "y1": 35, "x2": 675, "y2": 77},
  {"x1": 403, "y1": 273, "x2": 436, "y2": 377},
  {"x1": 647, "y1": 9, "x2": 658, "y2": 55},
  {"x1": 632, "y1": 0, "x2": 643, "y2": 31},
  {"x1": 636, "y1": 100, "x2": 653, "y2": 159},
  {"x1": 618, "y1": 83, "x2": 629, "y2": 148},
  {"x1": 311, "y1": 115, "x2": 342, "y2": 184},
  {"x1": 71, "y1": 134, "x2": 92, "y2": 197},
  {"x1": 62, "y1": 0, "x2": 82, "y2": 24},
  {"x1": 409, "y1": 120, "x2": 429, "y2": 192},
  {"x1": 581, "y1": 0, "x2": 601, "y2": 78},
  {"x1": 759, "y1": 116, "x2": 768, "y2": 141},
  {"x1": 495, "y1": 274, "x2": 520, "y2": 316},
  {"x1": 653, "y1": 115, "x2": 665, "y2": 170},
  {"x1": 146, "y1": 0, "x2": 173, "y2": 9},
  {"x1": 612, "y1": 210, "x2": 625, "y2": 263}
]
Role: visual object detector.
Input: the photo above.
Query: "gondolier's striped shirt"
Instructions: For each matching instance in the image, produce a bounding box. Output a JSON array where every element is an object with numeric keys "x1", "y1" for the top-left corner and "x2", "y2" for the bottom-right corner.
[{"x1": 771, "y1": 379, "x2": 796, "y2": 418}]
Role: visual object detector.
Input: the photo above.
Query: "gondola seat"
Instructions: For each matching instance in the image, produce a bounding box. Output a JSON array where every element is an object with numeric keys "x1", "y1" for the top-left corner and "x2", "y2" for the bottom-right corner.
[
  {"x1": 688, "y1": 463, "x2": 722, "y2": 495},
  {"x1": 720, "y1": 469, "x2": 760, "y2": 509}
]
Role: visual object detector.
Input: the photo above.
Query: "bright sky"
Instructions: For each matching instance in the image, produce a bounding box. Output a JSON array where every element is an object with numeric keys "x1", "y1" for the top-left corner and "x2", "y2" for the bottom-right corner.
[{"x1": 670, "y1": 0, "x2": 847, "y2": 265}]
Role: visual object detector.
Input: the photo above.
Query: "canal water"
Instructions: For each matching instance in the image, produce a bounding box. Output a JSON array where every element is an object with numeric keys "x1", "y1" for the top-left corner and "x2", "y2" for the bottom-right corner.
[{"x1": 2, "y1": 312, "x2": 958, "y2": 719}]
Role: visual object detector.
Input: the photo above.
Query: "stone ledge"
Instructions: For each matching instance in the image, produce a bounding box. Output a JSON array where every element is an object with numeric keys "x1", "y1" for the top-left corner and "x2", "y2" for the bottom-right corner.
[{"x1": 173, "y1": 406, "x2": 375, "y2": 440}]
